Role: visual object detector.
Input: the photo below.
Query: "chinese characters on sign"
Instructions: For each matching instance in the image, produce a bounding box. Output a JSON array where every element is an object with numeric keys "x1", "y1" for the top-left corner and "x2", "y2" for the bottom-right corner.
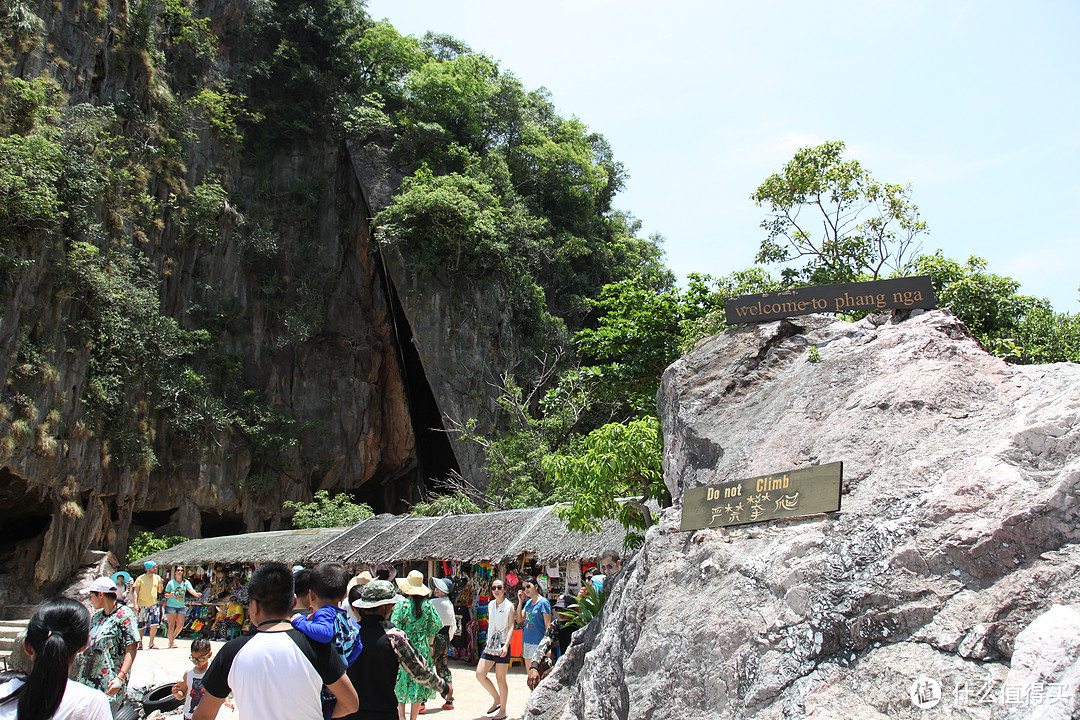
[{"x1": 681, "y1": 462, "x2": 843, "y2": 531}]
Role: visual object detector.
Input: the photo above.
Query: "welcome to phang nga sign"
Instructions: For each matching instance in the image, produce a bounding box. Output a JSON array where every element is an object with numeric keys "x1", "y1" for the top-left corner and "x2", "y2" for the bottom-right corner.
[{"x1": 725, "y1": 276, "x2": 936, "y2": 325}]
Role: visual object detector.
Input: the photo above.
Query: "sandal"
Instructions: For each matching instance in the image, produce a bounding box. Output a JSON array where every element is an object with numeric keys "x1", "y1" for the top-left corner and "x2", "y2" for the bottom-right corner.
[{"x1": 485, "y1": 704, "x2": 501, "y2": 714}]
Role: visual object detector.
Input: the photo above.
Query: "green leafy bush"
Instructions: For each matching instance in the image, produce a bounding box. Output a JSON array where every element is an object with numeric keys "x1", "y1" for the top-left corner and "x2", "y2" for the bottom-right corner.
[
  {"x1": 284, "y1": 490, "x2": 374, "y2": 529},
  {"x1": 127, "y1": 531, "x2": 188, "y2": 564}
]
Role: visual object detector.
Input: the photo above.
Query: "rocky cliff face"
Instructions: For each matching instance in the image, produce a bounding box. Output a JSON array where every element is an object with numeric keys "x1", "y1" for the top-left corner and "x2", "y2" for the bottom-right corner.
[
  {"x1": 0, "y1": 0, "x2": 516, "y2": 592},
  {"x1": 527, "y1": 310, "x2": 1080, "y2": 719}
]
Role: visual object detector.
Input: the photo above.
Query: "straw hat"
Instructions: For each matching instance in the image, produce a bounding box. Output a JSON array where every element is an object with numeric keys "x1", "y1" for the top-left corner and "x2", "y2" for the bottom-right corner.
[{"x1": 395, "y1": 570, "x2": 431, "y2": 597}]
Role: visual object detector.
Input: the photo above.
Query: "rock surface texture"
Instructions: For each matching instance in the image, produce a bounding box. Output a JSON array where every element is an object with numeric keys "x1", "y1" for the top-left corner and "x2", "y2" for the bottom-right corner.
[
  {"x1": 0, "y1": 0, "x2": 522, "y2": 591},
  {"x1": 526, "y1": 310, "x2": 1080, "y2": 719}
]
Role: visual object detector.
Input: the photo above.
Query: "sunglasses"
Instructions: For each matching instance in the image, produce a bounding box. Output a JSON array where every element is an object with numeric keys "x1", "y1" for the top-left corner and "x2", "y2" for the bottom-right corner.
[
  {"x1": 190, "y1": 653, "x2": 211, "y2": 662},
  {"x1": 491, "y1": 586, "x2": 504, "y2": 591}
]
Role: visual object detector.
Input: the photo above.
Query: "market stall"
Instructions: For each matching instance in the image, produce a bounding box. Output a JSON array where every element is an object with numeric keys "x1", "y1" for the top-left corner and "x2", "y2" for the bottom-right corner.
[
  {"x1": 134, "y1": 527, "x2": 345, "y2": 640},
  {"x1": 302, "y1": 505, "x2": 632, "y2": 662}
]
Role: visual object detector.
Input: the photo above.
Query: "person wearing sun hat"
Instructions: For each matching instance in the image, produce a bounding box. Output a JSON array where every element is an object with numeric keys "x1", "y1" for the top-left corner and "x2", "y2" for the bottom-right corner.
[
  {"x1": 341, "y1": 581, "x2": 450, "y2": 720},
  {"x1": 75, "y1": 576, "x2": 140, "y2": 713},
  {"x1": 389, "y1": 571, "x2": 440, "y2": 720},
  {"x1": 111, "y1": 571, "x2": 133, "y2": 605}
]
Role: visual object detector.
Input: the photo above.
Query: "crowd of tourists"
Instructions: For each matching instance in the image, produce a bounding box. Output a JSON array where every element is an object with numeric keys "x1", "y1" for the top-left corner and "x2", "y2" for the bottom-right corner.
[{"x1": 0, "y1": 549, "x2": 624, "y2": 720}]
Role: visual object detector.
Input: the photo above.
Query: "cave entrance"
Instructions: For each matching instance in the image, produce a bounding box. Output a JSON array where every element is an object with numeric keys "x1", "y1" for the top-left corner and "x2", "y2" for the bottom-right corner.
[
  {"x1": 200, "y1": 511, "x2": 246, "y2": 538},
  {"x1": 130, "y1": 509, "x2": 175, "y2": 535},
  {"x1": 0, "y1": 469, "x2": 52, "y2": 573},
  {"x1": 381, "y1": 268, "x2": 460, "y2": 509}
]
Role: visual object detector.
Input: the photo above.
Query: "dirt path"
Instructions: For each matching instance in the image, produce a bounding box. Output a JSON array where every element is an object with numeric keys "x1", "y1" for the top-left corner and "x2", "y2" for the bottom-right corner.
[{"x1": 132, "y1": 638, "x2": 532, "y2": 719}]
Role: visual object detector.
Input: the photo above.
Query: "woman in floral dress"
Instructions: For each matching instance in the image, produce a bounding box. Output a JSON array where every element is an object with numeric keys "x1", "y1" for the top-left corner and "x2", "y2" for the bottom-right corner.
[
  {"x1": 76, "y1": 576, "x2": 140, "y2": 714},
  {"x1": 391, "y1": 571, "x2": 441, "y2": 720}
]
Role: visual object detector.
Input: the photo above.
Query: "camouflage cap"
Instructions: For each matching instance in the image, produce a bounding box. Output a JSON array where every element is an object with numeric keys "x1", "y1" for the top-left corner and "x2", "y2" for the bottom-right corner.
[{"x1": 352, "y1": 579, "x2": 398, "y2": 609}]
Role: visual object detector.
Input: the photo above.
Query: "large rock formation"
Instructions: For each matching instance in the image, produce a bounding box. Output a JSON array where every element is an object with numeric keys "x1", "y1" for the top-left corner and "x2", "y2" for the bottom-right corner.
[
  {"x1": 0, "y1": 0, "x2": 519, "y2": 592},
  {"x1": 527, "y1": 310, "x2": 1080, "y2": 719}
]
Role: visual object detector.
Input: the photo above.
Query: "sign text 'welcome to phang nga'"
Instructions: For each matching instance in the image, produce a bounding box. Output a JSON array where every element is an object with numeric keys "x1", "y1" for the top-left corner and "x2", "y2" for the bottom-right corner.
[{"x1": 725, "y1": 276, "x2": 936, "y2": 325}]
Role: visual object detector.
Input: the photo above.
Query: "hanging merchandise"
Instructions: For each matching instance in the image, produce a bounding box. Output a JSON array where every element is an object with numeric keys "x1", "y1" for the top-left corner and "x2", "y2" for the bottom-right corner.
[{"x1": 537, "y1": 573, "x2": 550, "y2": 594}]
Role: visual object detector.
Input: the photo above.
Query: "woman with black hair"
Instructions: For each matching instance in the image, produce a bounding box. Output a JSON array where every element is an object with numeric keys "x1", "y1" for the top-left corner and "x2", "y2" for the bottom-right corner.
[{"x1": 0, "y1": 596, "x2": 111, "y2": 720}]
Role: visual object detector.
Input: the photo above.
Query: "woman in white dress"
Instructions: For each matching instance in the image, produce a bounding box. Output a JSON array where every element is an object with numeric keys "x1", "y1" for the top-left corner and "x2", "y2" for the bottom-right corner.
[{"x1": 474, "y1": 580, "x2": 514, "y2": 720}]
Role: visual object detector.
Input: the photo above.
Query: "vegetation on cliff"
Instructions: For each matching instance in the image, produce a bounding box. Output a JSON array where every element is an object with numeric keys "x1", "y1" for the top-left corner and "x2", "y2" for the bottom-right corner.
[{"x1": 1, "y1": 0, "x2": 1076, "y2": 561}]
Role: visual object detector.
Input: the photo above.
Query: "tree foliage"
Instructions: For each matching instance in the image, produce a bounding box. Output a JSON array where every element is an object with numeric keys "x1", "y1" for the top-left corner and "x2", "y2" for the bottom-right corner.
[
  {"x1": 410, "y1": 492, "x2": 482, "y2": 517},
  {"x1": 284, "y1": 490, "x2": 374, "y2": 529},
  {"x1": 751, "y1": 140, "x2": 928, "y2": 285},
  {"x1": 127, "y1": 531, "x2": 188, "y2": 564},
  {"x1": 912, "y1": 252, "x2": 1079, "y2": 363},
  {"x1": 544, "y1": 416, "x2": 664, "y2": 543}
]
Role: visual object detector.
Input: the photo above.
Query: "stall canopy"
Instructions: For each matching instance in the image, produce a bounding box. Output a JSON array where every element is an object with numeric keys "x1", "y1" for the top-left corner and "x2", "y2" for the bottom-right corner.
[
  {"x1": 133, "y1": 527, "x2": 344, "y2": 569},
  {"x1": 303, "y1": 504, "x2": 631, "y2": 566}
]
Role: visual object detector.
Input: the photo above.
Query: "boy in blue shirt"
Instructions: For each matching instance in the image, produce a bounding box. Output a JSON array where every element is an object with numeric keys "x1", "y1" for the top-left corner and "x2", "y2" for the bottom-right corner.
[{"x1": 291, "y1": 562, "x2": 362, "y2": 718}]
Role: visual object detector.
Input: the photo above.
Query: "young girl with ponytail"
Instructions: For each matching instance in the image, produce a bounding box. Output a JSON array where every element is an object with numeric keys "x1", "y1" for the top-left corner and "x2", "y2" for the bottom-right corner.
[{"x1": 0, "y1": 596, "x2": 111, "y2": 720}]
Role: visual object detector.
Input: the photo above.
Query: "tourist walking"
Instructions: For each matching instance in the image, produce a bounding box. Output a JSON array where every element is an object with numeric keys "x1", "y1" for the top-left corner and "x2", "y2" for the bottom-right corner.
[
  {"x1": 191, "y1": 562, "x2": 358, "y2": 720},
  {"x1": 133, "y1": 560, "x2": 165, "y2": 649},
  {"x1": 390, "y1": 571, "x2": 441, "y2": 720},
  {"x1": 515, "y1": 576, "x2": 551, "y2": 670},
  {"x1": 429, "y1": 577, "x2": 456, "y2": 709},
  {"x1": 165, "y1": 566, "x2": 198, "y2": 648},
  {"x1": 474, "y1": 579, "x2": 514, "y2": 720},
  {"x1": 0, "y1": 597, "x2": 112, "y2": 720},
  {"x1": 75, "y1": 576, "x2": 140, "y2": 714},
  {"x1": 342, "y1": 580, "x2": 450, "y2": 720}
]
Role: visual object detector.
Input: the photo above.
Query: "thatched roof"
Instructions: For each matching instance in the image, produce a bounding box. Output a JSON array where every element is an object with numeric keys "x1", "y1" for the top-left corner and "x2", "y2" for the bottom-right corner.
[
  {"x1": 504, "y1": 506, "x2": 629, "y2": 562},
  {"x1": 133, "y1": 528, "x2": 344, "y2": 568},
  {"x1": 304, "y1": 514, "x2": 410, "y2": 564},
  {"x1": 302, "y1": 504, "x2": 634, "y2": 566},
  {"x1": 134, "y1": 504, "x2": 640, "y2": 570}
]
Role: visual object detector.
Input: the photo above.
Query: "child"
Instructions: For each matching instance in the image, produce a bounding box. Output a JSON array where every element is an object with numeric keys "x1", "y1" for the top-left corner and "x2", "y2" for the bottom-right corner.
[
  {"x1": 291, "y1": 562, "x2": 362, "y2": 719},
  {"x1": 172, "y1": 638, "x2": 212, "y2": 720}
]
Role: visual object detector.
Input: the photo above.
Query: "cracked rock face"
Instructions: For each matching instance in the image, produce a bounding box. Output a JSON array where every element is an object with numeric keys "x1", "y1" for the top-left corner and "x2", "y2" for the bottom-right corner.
[{"x1": 526, "y1": 310, "x2": 1080, "y2": 720}]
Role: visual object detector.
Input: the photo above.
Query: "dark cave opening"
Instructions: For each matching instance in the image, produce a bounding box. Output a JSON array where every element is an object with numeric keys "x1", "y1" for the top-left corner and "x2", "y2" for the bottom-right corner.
[
  {"x1": 0, "y1": 470, "x2": 51, "y2": 540},
  {"x1": 130, "y1": 509, "x2": 175, "y2": 533},
  {"x1": 376, "y1": 261, "x2": 461, "y2": 510},
  {"x1": 200, "y1": 510, "x2": 246, "y2": 538}
]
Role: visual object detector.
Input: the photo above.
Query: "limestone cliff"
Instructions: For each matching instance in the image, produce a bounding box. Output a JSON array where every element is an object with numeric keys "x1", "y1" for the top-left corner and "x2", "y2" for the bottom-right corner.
[
  {"x1": 0, "y1": 0, "x2": 518, "y2": 593},
  {"x1": 526, "y1": 310, "x2": 1080, "y2": 719}
]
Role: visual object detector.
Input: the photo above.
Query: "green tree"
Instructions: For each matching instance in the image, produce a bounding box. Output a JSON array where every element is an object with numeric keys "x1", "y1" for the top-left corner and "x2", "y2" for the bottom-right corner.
[
  {"x1": 544, "y1": 416, "x2": 664, "y2": 545},
  {"x1": 752, "y1": 141, "x2": 928, "y2": 285},
  {"x1": 284, "y1": 490, "x2": 374, "y2": 529},
  {"x1": 127, "y1": 531, "x2": 188, "y2": 564},
  {"x1": 912, "y1": 252, "x2": 1079, "y2": 363},
  {"x1": 410, "y1": 492, "x2": 481, "y2": 517}
]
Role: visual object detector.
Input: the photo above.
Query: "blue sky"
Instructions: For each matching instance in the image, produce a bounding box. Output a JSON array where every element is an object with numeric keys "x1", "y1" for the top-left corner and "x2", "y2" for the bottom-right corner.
[{"x1": 364, "y1": 1, "x2": 1079, "y2": 311}]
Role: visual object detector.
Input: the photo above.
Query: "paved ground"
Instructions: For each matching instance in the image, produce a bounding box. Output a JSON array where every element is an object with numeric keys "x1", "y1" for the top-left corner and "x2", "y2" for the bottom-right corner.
[{"x1": 131, "y1": 636, "x2": 532, "y2": 719}]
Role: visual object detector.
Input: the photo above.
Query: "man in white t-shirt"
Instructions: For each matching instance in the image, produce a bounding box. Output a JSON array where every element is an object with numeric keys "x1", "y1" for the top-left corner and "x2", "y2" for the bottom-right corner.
[{"x1": 192, "y1": 563, "x2": 358, "y2": 720}]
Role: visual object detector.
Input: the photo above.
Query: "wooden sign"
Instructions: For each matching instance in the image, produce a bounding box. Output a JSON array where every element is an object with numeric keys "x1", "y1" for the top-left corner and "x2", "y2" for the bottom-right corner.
[
  {"x1": 725, "y1": 276, "x2": 936, "y2": 325},
  {"x1": 680, "y1": 462, "x2": 843, "y2": 531}
]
